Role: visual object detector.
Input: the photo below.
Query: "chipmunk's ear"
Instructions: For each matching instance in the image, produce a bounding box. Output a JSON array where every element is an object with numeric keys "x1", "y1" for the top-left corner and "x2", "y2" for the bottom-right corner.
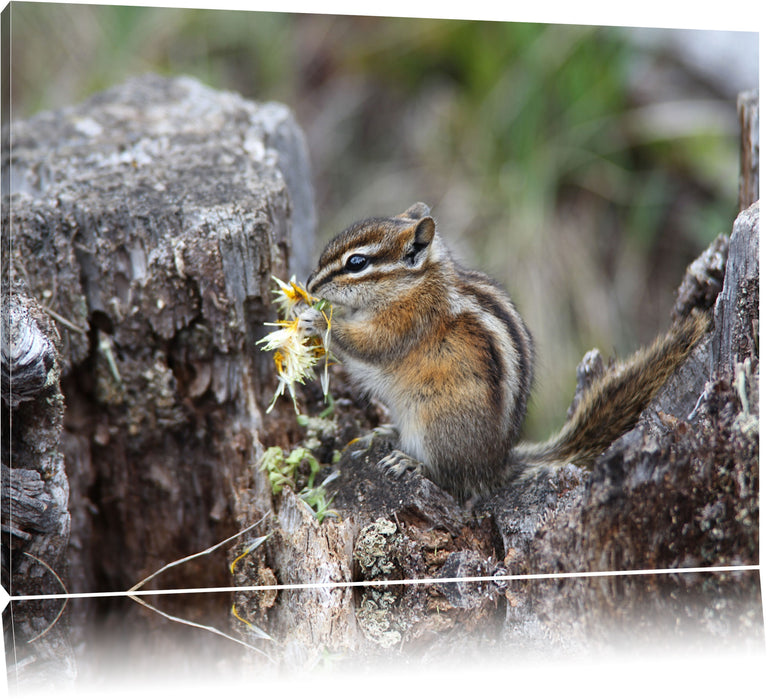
[
  {"x1": 412, "y1": 216, "x2": 435, "y2": 248},
  {"x1": 399, "y1": 202, "x2": 431, "y2": 220},
  {"x1": 403, "y1": 216, "x2": 435, "y2": 266}
]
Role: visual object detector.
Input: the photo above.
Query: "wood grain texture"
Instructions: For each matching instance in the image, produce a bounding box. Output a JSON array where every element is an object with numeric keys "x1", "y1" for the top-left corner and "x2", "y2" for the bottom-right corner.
[{"x1": 3, "y1": 74, "x2": 316, "y2": 600}]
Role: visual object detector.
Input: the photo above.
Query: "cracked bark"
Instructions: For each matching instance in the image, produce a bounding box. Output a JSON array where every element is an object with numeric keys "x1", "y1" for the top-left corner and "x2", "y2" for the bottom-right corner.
[{"x1": 3, "y1": 76, "x2": 317, "y2": 683}]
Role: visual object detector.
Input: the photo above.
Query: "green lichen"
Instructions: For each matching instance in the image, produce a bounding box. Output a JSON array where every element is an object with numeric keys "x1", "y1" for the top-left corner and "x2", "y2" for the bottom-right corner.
[
  {"x1": 354, "y1": 518, "x2": 400, "y2": 579},
  {"x1": 258, "y1": 444, "x2": 338, "y2": 522}
]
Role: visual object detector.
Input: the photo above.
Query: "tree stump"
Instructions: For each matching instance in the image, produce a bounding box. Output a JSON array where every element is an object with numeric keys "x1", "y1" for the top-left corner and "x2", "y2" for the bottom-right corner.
[
  {"x1": 3, "y1": 74, "x2": 317, "y2": 604},
  {"x1": 2, "y1": 77, "x2": 761, "y2": 683}
]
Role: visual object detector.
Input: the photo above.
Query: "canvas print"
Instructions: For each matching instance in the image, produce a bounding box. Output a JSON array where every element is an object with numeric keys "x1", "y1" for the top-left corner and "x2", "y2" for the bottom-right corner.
[{"x1": 1, "y1": 1, "x2": 761, "y2": 693}]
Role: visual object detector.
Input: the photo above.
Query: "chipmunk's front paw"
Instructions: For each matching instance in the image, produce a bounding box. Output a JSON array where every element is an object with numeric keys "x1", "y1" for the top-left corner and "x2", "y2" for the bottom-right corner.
[
  {"x1": 378, "y1": 449, "x2": 423, "y2": 478},
  {"x1": 346, "y1": 425, "x2": 399, "y2": 459},
  {"x1": 296, "y1": 304, "x2": 328, "y2": 337}
]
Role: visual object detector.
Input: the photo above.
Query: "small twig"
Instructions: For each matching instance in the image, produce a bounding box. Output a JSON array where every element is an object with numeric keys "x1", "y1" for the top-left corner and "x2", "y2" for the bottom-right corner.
[
  {"x1": 40, "y1": 305, "x2": 89, "y2": 335},
  {"x1": 129, "y1": 513, "x2": 270, "y2": 592},
  {"x1": 97, "y1": 331, "x2": 123, "y2": 386},
  {"x1": 23, "y1": 553, "x2": 69, "y2": 643},
  {"x1": 229, "y1": 534, "x2": 270, "y2": 574},
  {"x1": 126, "y1": 514, "x2": 275, "y2": 658},
  {"x1": 129, "y1": 593, "x2": 274, "y2": 660},
  {"x1": 230, "y1": 603, "x2": 273, "y2": 641}
]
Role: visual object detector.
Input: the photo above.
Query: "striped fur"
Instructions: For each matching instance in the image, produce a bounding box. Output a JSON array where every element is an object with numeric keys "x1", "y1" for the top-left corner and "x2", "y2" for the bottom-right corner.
[
  {"x1": 511, "y1": 309, "x2": 710, "y2": 473},
  {"x1": 304, "y1": 203, "x2": 709, "y2": 501},
  {"x1": 306, "y1": 203, "x2": 534, "y2": 499}
]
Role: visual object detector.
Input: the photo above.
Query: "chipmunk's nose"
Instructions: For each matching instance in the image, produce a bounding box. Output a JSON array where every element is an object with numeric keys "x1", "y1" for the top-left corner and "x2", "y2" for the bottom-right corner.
[{"x1": 306, "y1": 272, "x2": 322, "y2": 296}]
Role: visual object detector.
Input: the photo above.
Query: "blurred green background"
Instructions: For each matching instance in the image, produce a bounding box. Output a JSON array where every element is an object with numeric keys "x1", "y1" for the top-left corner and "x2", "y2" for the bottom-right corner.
[{"x1": 9, "y1": 2, "x2": 758, "y2": 437}]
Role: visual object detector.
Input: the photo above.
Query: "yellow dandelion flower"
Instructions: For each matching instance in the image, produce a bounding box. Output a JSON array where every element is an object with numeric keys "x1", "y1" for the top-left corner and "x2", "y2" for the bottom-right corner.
[
  {"x1": 271, "y1": 275, "x2": 316, "y2": 320},
  {"x1": 258, "y1": 278, "x2": 335, "y2": 413}
]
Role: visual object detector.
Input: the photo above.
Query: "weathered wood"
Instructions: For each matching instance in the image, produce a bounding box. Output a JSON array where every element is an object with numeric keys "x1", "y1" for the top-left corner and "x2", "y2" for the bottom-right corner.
[
  {"x1": 738, "y1": 89, "x2": 759, "y2": 211},
  {"x1": 249, "y1": 488, "x2": 355, "y2": 668},
  {"x1": 2, "y1": 79, "x2": 761, "y2": 680},
  {"x1": 711, "y1": 202, "x2": 759, "y2": 375},
  {"x1": 672, "y1": 233, "x2": 728, "y2": 323},
  {"x1": 1, "y1": 286, "x2": 70, "y2": 579},
  {"x1": 516, "y1": 202, "x2": 757, "y2": 578},
  {"x1": 3, "y1": 74, "x2": 316, "y2": 598},
  {"x1": 1, "y1": 286, "x2": 59, "y2": 409},
  {"x1": 1, "y1": 284, "x2": 74, "y2": 684}
]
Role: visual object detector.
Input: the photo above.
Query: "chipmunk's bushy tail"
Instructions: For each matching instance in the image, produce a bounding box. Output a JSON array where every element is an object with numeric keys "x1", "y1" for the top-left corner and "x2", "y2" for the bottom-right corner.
[{"x1": 510, "y1": 310, "x2": 710, "y2": 477}]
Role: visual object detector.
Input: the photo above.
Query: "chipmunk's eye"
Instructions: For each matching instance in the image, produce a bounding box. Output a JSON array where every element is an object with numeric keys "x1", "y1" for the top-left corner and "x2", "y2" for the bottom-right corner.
[{"x1": 345, "y1": 254, "x2": 370, "y2": 272}]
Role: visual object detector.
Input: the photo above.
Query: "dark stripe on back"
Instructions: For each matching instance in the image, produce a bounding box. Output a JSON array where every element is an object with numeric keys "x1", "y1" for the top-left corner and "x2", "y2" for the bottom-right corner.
[
  {"x1": 457, "y1": 271, "x2": 534, "y2": 431},
  {"x1": 458, "y1": 311, "x2": 504, "y2": 415},
  {"x1": 458, "y1": 277, "x2": 532, "y2": 384}
]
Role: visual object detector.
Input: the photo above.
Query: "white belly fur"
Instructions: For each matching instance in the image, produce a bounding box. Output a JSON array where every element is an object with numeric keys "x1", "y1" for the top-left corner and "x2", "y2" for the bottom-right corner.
[{"x1": 344, "y1": 357, "x2": 429, "y2": 464}]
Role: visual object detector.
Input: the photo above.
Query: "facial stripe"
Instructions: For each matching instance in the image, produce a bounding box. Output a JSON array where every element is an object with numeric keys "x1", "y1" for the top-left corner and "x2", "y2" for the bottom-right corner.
[
  {"x1": 318, "y1": 218, "x2": 414, "y2": 265},
  {"x1": 309, "y1": 251, "x2": 431, "y2": 294}
]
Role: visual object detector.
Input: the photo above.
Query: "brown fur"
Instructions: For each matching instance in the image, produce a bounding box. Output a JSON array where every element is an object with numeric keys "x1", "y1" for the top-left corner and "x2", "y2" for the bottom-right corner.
[
  {"x1": 303, "y1": 203, "x2": 710, "y2": 501},
  {"x1": 511, "y1": 309, "x2": 710, "y2": 473}
]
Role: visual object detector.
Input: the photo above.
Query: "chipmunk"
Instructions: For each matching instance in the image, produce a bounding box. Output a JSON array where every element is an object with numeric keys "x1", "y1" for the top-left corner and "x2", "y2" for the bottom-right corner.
[{"x1": 297, "y1": 203, "x2": 710, "y2": 501}]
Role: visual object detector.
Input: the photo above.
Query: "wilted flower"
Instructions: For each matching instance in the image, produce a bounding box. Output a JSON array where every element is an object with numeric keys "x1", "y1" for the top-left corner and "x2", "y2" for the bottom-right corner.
[
  {"x1": 270, "y1": 275, "x2": 315, "y2": 319},
  {"x1": 258, "y1": 276, "x2": 333, "y2": 413}
]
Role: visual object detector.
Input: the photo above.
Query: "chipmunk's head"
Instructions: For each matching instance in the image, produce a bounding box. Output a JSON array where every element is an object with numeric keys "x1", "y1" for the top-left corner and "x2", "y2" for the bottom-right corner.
[{"x1": 307, "y1": 202, "x2": 441, "y2": 311}]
